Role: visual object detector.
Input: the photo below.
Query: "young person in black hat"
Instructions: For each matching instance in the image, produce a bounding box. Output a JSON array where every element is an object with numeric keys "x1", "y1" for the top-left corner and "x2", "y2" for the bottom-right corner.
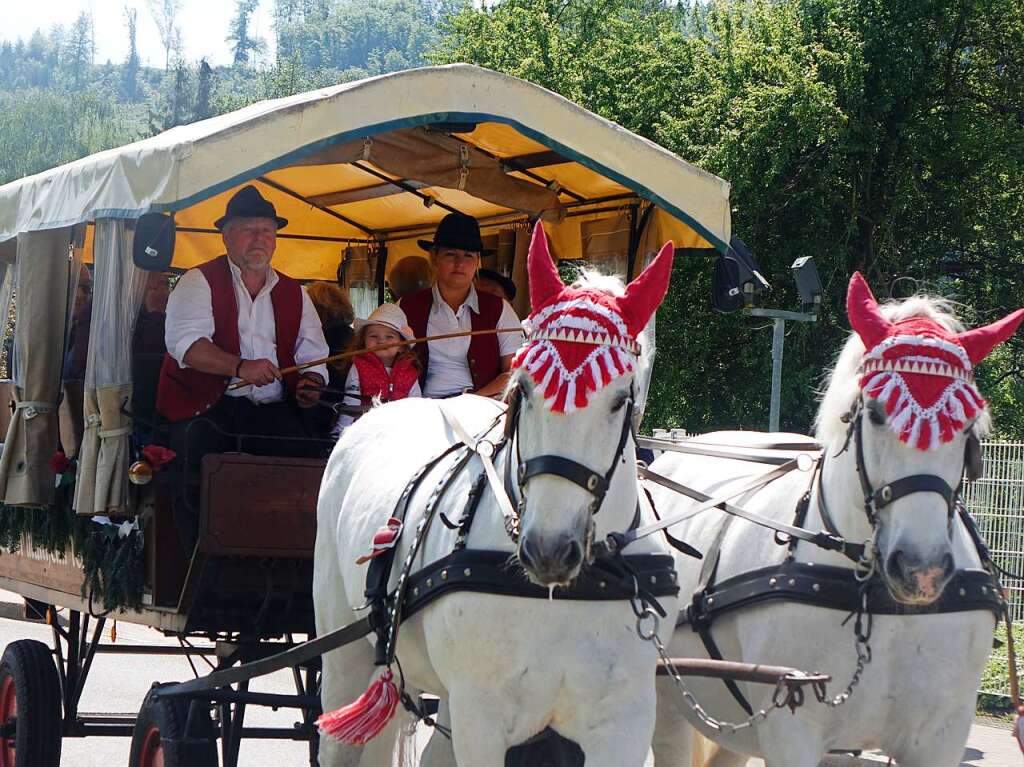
[
  {"x1": 157, "y1": 184, "x2": 330, "y2": 550},
  {"x1": 475, "y1": 268, "x2": 517, "y2": 303},
  {"x1": 399, "y1": 212, "x2": 523, "y2": 398}
]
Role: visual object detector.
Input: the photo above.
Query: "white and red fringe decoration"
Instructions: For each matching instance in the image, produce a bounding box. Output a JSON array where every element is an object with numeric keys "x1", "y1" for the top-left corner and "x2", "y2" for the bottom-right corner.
[
  {"x1": 513, "y1": 297, "x2": 639, "y2": 413},
  {"x1": 858, "y1": 335, "x2": 984, "y2": 451},
  {"x1": 317, "y1": 669, "x2": 400, "y2": 745}
]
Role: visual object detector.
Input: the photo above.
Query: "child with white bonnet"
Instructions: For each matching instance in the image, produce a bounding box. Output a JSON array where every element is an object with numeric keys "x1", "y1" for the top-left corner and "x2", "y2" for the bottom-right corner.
[{"x1": 332, "y1": 303, "x2": 422, "y2": 438}]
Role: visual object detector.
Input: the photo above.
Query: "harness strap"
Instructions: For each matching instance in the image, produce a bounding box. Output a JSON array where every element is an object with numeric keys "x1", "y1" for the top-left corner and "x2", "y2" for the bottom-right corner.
[
  {"x1": 440, "y1": 404, "x2": 517, "y2": 536},
  {"x1": 688, "y1": 515, "x2": 754, "y2": 715},
  {"x1": 637, "y1": 436, "x2": 821, "y2": 466},
  {"x1": 518, "y1": 456, "x2": 608, "y2": 500},
  {"x1": 686, "y1": 563, "x2": 1005, "y2": 624},
  {"x1": 400, "y1": 549, "x2": 679, "y2": 619},
  {"x1": 871, "y1": 474, "x2": 954, "y2": 511},
  {"x1": 632, "y1": 466, "x2": 866, "y2": 563}
]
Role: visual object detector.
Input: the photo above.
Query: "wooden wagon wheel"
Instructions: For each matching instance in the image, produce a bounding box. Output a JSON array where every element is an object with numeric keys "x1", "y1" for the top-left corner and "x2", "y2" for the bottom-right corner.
[
  {"x1": 128, "y1": 684, "x2": 217, "y2": 767},
  {"x1": 0, "y1": 639, "x2": 62, "y2": 767}
]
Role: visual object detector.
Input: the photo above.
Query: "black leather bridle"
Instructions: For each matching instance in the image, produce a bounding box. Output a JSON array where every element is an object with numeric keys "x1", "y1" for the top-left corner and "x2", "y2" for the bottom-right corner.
[
  {"x1": 502, "y1": 383, "x2": 637, "y2": 541},
  {"x1": 818, "y1": 397, "x2": 977, "y2": 548}
]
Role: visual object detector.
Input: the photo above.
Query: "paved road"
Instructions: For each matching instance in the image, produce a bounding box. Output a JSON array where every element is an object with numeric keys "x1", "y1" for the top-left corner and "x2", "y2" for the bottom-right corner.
[{"x1": 0, "y1": 593, "x2": 1016, "y2": 766}]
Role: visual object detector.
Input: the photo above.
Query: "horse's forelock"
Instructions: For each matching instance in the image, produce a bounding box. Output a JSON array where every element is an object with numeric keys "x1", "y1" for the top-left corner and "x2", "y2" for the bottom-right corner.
[
  {"x1": 814, "y1": 293, "x2": 992, "y2": 448},
  {"x1": 571, "y1": 269, "x2": 626, "y2": 297}
]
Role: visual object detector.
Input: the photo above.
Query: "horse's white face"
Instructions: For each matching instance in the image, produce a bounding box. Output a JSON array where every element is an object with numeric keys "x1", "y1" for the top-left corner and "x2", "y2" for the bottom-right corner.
[
  {"x1": 512, "y1": 371, "x2": 637, "y2": 587},
  {"x1": 859, "y1": 397, "x2": 965, "y2": 604}
]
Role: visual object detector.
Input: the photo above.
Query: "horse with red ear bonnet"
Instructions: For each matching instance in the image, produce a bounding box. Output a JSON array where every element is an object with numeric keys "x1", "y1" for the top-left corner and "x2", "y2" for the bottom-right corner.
[
  {"x1": 313, "y1": 221, "x2": 680, "y2": 767},
  {"x1": 650, "y1": 274, "x2": 1021, "y2": 767}
]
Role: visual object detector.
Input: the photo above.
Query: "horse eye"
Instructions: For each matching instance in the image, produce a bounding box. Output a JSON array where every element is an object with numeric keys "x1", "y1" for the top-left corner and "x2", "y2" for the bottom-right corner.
[
  {"x1": 611, "y1": 393, "x2": 628, "y2": 413},
  {"x1": 867, "y1": 402, "x2": 887, "y2": 426}
]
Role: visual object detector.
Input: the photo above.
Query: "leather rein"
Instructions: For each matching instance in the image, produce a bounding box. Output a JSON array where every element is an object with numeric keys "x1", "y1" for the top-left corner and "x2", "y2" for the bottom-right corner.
[{"x1": 622, "y1": 397, "x2": 979, "y2": 566}]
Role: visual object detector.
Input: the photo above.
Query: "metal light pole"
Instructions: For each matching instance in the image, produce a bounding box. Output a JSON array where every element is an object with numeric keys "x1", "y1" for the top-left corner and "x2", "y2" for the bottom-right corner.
[{"x1": 745, "y1": 308, "x2": 817, "y2": 432}]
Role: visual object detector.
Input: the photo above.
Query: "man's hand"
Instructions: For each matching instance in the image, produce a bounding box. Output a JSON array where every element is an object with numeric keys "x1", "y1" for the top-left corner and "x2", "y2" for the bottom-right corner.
[
  {"x1": 295, "y1": 372, "x2": 324, "y2": 409},
  {"x1": 237, "y1": 358, "x2": 281, "y2": 387}
]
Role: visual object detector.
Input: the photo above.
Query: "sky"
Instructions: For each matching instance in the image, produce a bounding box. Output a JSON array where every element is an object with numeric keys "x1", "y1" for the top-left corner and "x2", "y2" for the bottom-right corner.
[{"x1": 1, "y1": 0, "x2": 277, "y2": 68}]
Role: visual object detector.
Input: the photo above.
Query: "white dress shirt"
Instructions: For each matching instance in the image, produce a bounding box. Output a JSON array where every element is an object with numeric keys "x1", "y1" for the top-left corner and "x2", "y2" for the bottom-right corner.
[
  {"x1": 423, "y1": 284, "x2": 523, "y2": 398},
  {"x1": 165, "y1": 258, "x2": 329, "y2": 404}
]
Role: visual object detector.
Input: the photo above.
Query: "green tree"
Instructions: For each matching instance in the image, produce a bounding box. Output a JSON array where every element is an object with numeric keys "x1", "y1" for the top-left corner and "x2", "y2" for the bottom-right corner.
[
  {"x1": 122, "y1": 7, "x2": 141, "y2": 101},
  {"x1": 227, "y1": 0, "x2": 267, "y2": 67},
  {"x1": 434, "y1": 0, "x2": 1024, "y2": 436}
]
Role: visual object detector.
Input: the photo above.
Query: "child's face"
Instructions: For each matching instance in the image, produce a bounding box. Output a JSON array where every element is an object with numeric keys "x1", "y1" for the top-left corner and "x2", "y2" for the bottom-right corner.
[{"x1": 364, "y1": 324, "x2": 404, "y2": 365}]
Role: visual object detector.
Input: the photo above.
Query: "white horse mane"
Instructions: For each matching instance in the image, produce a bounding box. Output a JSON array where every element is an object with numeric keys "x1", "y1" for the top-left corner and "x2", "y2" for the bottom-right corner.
[{"x1": 814, "y1": 293, "x2": 991, "y2": 449}]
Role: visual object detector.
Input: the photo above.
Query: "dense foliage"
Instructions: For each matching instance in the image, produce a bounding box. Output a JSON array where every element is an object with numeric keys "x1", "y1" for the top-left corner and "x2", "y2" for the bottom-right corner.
[
  {"x1": 1, "y1": 0, "x2": 1022, "y2": 436},
  {"x1": 437, "y1": 0, "x2": 1024, "y2": 436}
]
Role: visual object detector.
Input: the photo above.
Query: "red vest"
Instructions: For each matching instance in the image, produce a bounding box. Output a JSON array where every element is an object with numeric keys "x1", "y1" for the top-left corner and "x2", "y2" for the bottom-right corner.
[
  {"x1": 351, "y1": 354, "x2": 419, "y2": 401},
  {"x1": 399, "y1": 288, "x2": 503, "y2": 390},
  {"x1": 156, "y1": 256, "x2": 302, "y2": 422}
]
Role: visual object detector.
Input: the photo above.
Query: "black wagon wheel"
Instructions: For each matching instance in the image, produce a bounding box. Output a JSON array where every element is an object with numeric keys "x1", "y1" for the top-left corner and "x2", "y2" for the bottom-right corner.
[
  {"x1": 0, "y1": 639, "x2": 63, "y2": 767},
  {"x1": 128, "y1": 684, "x2": 218, "y2": 767}
]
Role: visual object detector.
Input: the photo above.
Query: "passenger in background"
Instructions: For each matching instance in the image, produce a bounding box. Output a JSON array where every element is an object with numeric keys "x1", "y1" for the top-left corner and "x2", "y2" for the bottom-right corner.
[
  {"x1": 475, "y1": 268, "x2": 517, "y2": 305},
  {"x1": 304, "y1": 281, "x2": 355, "y2": 438},
  {"x1": 333, "y1": 303, "x2": 421, "y2": 439},
  {"x1": 306, "y1": 281, "x2": 354, "y2": 361},
  {"x1": 131, "y1": 272, "x2": 171, "y2": 442},
  {"x1": 399, "y1": 213, "x2": 523, "y2": 398},
  {"x1": 133, "y1": 271, "x2": 170, "y2": 356},
  {"x1": 63, "y1": 265, "x2": 93, "y2": 382},
  {"x1": 59, "y1": 264, "x2": 93, "y2": 457},
  {"x1": 386, "y1": 255, "x2": 433, "y2": 300}
]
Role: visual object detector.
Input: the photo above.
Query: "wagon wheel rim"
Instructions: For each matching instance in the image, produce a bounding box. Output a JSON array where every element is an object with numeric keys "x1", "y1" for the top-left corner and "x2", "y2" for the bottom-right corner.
[
  {"x1": 0, "y1": 675, "x2": 15, "y2": 767},
  {"x1": 139, "y1": 724, "x2": 164, "y2": 767}
]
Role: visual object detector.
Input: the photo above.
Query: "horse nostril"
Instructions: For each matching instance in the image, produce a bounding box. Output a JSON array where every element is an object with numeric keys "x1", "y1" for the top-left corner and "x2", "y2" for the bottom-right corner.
[
  {"x1": 560, "y1": 540, "x2": 583, "y2": 570},
  {"x1": 518, "y1": 539, "x2": 538, "y2": 572},
  {"x1": 941, "y1": 553, "x2": 954, "y2": 577},
  {"x1": 888, "y1": 550, "x2": 907, "y2": 580}
]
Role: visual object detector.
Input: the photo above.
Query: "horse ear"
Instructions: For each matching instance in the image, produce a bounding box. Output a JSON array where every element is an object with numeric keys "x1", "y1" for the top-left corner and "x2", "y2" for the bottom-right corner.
[
  {"x1": 846, "y1": 271, "x2": 892, "y2": 349},
  {"x1": 619, "y1": 241, "x2": 675, "y2": 335},
  {"x1": 527, "y1": 221, "x2": 563, "y2": 309},
  {"x1": 956, "y1": 308, "x2": 1024, "y2": 365}
]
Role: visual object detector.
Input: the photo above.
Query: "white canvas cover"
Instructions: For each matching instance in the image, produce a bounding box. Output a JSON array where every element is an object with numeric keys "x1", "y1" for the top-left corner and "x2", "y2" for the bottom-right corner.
[{"x1": 0, "y1": 64, "x2": 731, "y2": 281}]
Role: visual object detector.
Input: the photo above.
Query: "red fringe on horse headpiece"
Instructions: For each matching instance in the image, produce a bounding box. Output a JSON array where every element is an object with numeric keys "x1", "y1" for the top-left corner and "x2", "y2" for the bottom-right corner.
[
  {"x1": 512, "y1": 222, "x2": 675, "y2": 412},
  {"x1": 847, "y1": 272, "x2": 1024, "y2": 450}
]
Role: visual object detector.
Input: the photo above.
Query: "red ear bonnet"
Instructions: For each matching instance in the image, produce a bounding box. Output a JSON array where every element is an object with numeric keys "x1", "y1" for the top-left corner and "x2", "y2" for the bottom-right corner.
[
  {"x1": 513, "y1": 222, "x2": 675, "y2": 412},
  {"x1": 526, "y1": 220, "x2": 565, "y2": 310},
  {"x1": 847, "y1": 272, "x2": 1024, "y2": 450}
]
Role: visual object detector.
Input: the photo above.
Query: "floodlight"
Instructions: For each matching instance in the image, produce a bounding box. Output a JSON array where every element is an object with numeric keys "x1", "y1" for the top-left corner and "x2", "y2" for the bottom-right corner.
[{"x1": 790, "y1": 256, "x2": 822, "y2": 313}]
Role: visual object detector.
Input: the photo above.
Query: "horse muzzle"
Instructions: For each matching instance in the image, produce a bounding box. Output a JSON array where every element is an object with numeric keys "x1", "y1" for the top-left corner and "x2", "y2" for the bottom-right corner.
[
  {"x1": 883, "y1": 548, "x2": 955, "y2": 605},
  {"x1": 518, "y1": 532, "x2": 586, "y2": 587}
]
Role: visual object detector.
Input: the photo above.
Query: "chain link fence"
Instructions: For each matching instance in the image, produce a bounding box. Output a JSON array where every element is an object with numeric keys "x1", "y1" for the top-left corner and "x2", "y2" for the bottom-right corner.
[{"x1": 963, "y1": 441, "x2": 1024, "y2": 700}]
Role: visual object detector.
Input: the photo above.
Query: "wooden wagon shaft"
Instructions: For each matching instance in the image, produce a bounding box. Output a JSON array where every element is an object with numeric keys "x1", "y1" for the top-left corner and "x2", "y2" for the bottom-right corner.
[
  {"x1": 657, "y1": 657, "x2": 830, "y2": 688},
  {"x1": 227, "y1": 326, "x2": 525, "y2": 390}
]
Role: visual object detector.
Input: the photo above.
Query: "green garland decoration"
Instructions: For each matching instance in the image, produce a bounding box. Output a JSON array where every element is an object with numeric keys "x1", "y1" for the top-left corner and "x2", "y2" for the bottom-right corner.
[{"x1": 0, "y1": 466, "x2": 145, "y2": 612}]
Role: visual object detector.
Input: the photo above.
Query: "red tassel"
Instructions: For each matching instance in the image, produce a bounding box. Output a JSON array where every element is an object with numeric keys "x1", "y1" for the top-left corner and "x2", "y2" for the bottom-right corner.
[{"x1": 317, "y1": 670, "x2": 399, "y2": 745}]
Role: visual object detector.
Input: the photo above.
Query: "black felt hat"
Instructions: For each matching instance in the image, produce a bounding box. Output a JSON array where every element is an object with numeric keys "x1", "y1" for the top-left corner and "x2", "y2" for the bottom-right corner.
[
  {"x1": 132, "y1": 212, "x2": 176, "y2": 271},
  {"x1": 418, "y1": 212, "x2": 484, "y2": 253},
  {"x1": 477, "y1": 268, "x2": 517, "y2": 301},
  {"x1": 214, "y1": 185, "x2": 288, "y2": 231}
]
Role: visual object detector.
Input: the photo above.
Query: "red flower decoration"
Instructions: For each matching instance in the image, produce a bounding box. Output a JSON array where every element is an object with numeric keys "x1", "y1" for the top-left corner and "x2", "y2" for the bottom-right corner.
[
  {"x1": 141, "y1": 445, "x2": 177, "y2": 471},
  {"x1": 50, "y1": 451, "x2": 71, "y2": 475}
]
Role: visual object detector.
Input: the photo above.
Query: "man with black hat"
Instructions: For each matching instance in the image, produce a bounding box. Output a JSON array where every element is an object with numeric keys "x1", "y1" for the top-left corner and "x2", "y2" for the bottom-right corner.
[
  {"x1": 157, "y1": 185, "x2": 329, "y2": 549},
  {"x1": 400, "y1": 212, "x2": 523, "y2": 398}
]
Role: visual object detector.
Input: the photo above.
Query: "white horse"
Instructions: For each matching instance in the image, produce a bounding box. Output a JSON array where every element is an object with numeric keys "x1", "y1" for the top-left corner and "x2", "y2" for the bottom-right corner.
[
  {"x1": 314, "y1": 223, "x2": 679, "y2": 767},
  {"x1": 650, "y1": 273, "x2": 1022, "y2": 767}
]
